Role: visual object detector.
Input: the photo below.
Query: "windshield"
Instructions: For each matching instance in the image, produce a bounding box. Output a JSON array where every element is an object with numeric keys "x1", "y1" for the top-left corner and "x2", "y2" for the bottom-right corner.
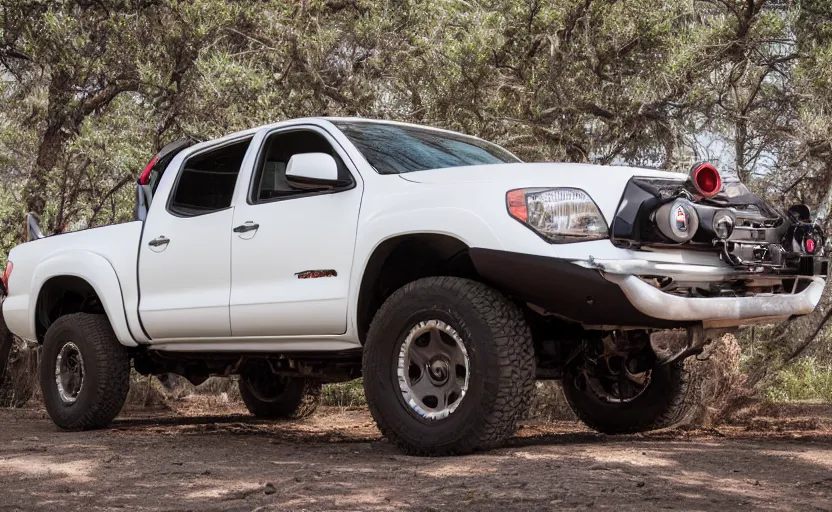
[{"x1": 332, "y1": 121, "x2": 520, "y2": 175}]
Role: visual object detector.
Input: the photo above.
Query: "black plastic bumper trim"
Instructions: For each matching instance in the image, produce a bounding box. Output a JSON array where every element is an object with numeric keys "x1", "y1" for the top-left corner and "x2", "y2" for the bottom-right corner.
[{"x1": 469, "y1": 248, "x2": 692, "y2": 329}]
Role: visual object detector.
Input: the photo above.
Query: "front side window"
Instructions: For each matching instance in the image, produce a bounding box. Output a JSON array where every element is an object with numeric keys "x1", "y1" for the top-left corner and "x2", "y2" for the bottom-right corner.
[
  {"x1": 332, "y1": 121, "x2": 520, "y2": 175},
  {"x1": 251, "y1": 129, "x2": 353, "y2": 203},
  {"x1": 169, "y1": 138, "x2": 252, "y2": 216}
]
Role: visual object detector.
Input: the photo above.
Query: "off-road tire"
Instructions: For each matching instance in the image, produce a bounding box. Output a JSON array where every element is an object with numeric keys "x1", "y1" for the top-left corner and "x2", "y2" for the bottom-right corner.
[
  {"x1": 562, "y1": 359, "x2": 693, "y2": 434},
  {"x1": 239, "y1": 376, "x2": 322, "y2": 419},
  {"x1": 40, "y1": 313, "x2": 130, "y2": 430},
  {"x1": 363, "y1": 277, "x2": 535, "y2": 456}
]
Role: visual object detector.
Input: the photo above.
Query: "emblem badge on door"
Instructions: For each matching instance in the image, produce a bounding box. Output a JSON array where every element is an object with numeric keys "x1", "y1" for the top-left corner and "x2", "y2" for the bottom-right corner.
[{"x1": 295, "y1": 270, "x2": 338, "y2": 279}]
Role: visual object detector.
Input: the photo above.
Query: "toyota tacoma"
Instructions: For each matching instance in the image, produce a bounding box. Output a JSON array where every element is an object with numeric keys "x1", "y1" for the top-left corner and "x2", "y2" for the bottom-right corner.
[{"x1": 0, "y1": 117, "x2": 827, "y2": 455}]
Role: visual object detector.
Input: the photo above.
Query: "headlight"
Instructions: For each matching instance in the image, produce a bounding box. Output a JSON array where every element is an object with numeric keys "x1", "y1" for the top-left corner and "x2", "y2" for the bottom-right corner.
[{"x1": 506, "y1": 188, "x2": 609, "y2": 243}]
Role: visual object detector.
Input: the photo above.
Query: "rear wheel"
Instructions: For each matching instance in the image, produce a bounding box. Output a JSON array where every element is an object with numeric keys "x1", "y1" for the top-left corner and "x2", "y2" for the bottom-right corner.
[
  {"x1": 562, "y1": 336, "x2": 693, "y2": 434},
  {"x1": 239, "y1": 361, "x2": 321, "y2": 419},
  {"x1": 40, "y1": 313, "x2": 130, "y2": 430},
  {"x1": 363, "y1": 277, "x2": 535, "y2": 456}
]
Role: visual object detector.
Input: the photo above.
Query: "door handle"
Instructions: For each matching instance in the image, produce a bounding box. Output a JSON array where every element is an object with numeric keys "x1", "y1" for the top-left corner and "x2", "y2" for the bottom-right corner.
[
  {"x1": 148, "y1": 236, "x2": 170, "y2": 247},
  {"x1": 233, "y1": 222, "x2": 260, "y2": 233}
]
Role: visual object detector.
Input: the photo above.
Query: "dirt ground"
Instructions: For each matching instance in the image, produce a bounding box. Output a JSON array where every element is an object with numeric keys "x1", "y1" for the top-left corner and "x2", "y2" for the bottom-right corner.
[{"x1": 1, "y1": 401, "x2": 831, "y2": 511}]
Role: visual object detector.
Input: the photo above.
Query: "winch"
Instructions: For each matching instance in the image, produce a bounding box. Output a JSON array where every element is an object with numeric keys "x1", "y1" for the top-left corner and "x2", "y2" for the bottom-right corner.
[{"x1": 611, "y1": 161, "x2": 829, "y2": 277}]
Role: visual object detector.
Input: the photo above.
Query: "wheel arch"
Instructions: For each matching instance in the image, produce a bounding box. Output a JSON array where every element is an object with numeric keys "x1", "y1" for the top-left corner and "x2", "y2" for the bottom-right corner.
[
  {"x1": 31, "y1": 252, "x2": 137, "y2": 346},
  {"x1": 355, "y1": 233, "x2": 480, "y2": 344}
]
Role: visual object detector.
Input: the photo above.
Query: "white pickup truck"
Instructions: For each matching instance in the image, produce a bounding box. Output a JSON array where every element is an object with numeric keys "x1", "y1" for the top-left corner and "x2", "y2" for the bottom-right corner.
[{"x1": 0, "y1": 118, "x2": 827, "y2": 455}]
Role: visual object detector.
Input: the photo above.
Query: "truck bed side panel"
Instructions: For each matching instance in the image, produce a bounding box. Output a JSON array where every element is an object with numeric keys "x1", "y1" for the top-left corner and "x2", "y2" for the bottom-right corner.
[{"x1": 2, "y1": 222, "x2": 144, "y2": 344}]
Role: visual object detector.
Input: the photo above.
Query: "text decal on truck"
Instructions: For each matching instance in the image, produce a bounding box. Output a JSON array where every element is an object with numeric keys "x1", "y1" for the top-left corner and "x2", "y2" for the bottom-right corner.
[{"x1": 295, "y1": 270, "x2": 338, "y2": 279}]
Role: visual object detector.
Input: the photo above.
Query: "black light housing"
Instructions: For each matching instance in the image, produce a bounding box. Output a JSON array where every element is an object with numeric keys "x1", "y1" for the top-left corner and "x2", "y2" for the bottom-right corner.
[{"x1": 787, "y1": 204, "x2": 811, "y2": 223}]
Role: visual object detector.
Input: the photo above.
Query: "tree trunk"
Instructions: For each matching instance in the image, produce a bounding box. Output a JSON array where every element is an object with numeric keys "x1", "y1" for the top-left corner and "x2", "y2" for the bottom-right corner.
[
  {"x1": 22, "y1": 68, "x2": 74, "y2": 229},
  {"x1": 23, "y1": 124, "x2": 65, "y2": 220},
  {"x1": 735, "y1": 118, "x2": 748, "y2": 182}
]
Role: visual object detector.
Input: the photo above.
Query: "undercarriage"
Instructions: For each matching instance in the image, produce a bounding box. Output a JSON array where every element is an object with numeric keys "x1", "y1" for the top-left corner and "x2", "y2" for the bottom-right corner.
[
  {"x1": 132, "y1": 348, "x2": 362, "y2": 387},
  {"x1": 130, "y1": 318, "x2": 718, "y2": 406},
  {"x1": 534, "y1": 318, "x2": 720, "y2": 378}
]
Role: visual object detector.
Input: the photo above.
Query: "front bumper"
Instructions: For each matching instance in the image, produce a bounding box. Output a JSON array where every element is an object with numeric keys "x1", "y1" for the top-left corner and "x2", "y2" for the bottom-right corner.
[
  {"x1": 470, "y1": 248, "x2": 826, "y2": 329},
  {"x1": 576, "y1": 257, "x2": 825, "y2": 327},
  {"x1": 604, "y1": 273, "x2": 823, "y2": 328}
]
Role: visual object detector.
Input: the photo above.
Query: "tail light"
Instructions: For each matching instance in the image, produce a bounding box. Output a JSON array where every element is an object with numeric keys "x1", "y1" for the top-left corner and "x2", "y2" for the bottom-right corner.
[
  {"x1": 1, "y1": 261, "x2": 12, "y2": 294},
  {"x1": 138, "y1": 155, "x2": 160, "y2": 185},
  {"x1": 689, "y1": 162, "x2": 722, "y2": 198}
]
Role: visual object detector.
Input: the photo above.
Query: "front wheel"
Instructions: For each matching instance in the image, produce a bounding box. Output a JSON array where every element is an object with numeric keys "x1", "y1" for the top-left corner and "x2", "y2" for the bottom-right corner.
[
  {"x1": 561, "y1": 339, "x2": 693, "y2": 434},
  {"x1": 363, "y1": 277, "x2": 535, "y2": 456}
]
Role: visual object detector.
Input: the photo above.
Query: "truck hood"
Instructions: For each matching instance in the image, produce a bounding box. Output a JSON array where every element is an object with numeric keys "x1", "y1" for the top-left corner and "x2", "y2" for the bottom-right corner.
[{"x1": 398, "y1": 162, "x2": 685, "y2": 186}]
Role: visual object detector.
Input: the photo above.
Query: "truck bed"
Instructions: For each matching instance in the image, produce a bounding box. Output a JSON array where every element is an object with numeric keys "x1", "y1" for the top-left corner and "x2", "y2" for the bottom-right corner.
[{"x1": 2, "y1": 222, "x2": 144, "y2": 344}]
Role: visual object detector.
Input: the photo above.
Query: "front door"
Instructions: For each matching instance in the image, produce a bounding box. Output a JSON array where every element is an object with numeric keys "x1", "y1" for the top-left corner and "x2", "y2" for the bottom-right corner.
[
  {"x1": 229, "y1": 127, "x2": 362, "y2": 337},
  {"x1": 138, "y1": 137, "x2": 252, "y2": 339}
]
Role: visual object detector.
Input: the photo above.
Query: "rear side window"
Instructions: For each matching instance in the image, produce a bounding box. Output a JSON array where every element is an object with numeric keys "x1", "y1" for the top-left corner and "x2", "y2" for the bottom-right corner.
[
  {"x1": 169, "y1": 138, "x2": 252, "y2": 216},
  {"x1": 144, "y1": 139, "x2": 192, "y2": 196}
]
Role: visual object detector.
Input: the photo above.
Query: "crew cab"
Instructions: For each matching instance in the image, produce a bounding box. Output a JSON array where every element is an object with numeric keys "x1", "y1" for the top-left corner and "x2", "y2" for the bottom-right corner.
[{"x1": 0, "y1": 117, "x2": 826, "y2": 455}]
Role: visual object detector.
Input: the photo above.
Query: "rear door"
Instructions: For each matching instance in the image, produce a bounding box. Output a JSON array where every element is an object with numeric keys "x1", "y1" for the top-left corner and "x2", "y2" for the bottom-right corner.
[{"x1": 138, "y1": 137, "x2": 253, "y2": 340}]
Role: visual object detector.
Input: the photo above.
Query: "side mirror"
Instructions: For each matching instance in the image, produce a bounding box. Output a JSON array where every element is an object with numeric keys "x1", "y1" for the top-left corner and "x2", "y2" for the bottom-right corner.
[{"x1": 285, "y1": 153, "x2": 341, "y2": 190}]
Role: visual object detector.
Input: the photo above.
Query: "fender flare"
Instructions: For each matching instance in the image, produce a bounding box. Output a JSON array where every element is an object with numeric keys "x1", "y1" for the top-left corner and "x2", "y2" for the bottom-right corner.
[
  {"x1": 348, "y1": 207, "x2": 505, "y2": 336},
  {"x1": 30, "y1": 251, "x2": 137, "y2": 347}
]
